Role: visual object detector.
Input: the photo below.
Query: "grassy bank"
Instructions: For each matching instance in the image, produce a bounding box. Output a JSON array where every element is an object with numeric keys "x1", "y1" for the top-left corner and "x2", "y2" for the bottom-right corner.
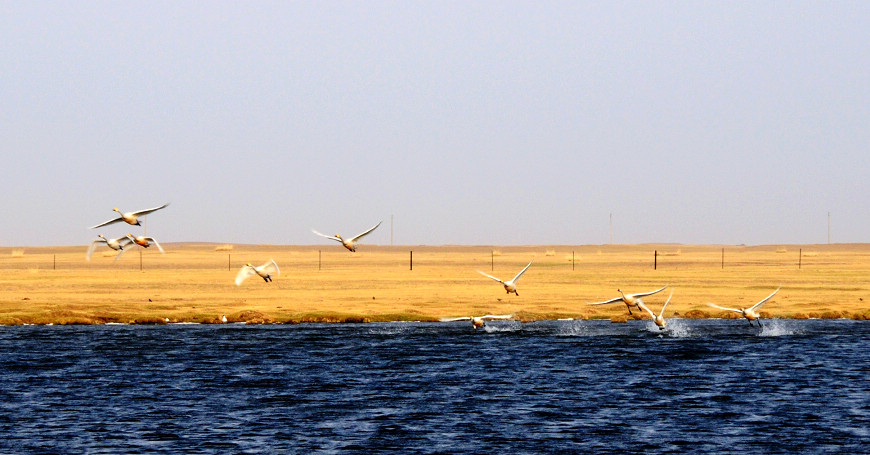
[{"x1": 1, "y1": 243, "x2": 869, "y2": 325}]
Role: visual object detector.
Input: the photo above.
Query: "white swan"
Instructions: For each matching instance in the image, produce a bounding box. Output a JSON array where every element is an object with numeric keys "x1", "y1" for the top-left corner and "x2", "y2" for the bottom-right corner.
[
  {"x1": 312, "y1": 221, "x2": 381, "y2": 252},
  {"x1": 477, "y1": 261, "x2": 532, "y2": 295},
  {"x1": 125, "y1": 234, "x2": 166, "y2": 254},
  {"x1": 90, "y1": 203, "x2": 170, "y2": 229},
  {"x1": 588, "y1": 285, "x2": 668, "y2": 315},
  {"x1": 638, "y1": 290, "x2": 673, "y2": 330},
  {"x1": 86, "y1": 234, "x2": 133, "y2": 261},
  {"x1": 708, "y1": 288, "x2": 780, "y2": 327},
  {"x1": 235, "y1": 259, "x2": 280, "y2": 286},
  {"x1": 440, "y1": 314, "x2": 514, "y2": 329}
]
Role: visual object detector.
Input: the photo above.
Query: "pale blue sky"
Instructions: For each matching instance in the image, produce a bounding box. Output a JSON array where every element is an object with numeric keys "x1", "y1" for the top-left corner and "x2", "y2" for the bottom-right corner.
[{"x1": 2, "y1": 1, "x2": 868, "y2": 246}]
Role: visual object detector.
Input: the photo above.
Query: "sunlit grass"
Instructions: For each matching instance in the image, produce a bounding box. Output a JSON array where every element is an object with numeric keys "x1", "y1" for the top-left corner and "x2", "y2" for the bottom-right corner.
[{"x1": 1, "y1": 243, "x2": 869, "y2": 324}]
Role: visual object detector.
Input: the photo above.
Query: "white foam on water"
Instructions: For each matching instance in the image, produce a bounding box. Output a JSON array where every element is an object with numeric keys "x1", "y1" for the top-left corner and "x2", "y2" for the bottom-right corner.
[
  {"x1": 482, "y1": 322, "x2": 522, "y2": 333},
  {"x1": 758, "y1": 319, "x2": 800, "y2": 337}
]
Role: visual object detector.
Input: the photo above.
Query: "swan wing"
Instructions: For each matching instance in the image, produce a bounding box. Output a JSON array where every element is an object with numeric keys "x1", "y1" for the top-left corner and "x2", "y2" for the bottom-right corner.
[
  {"x1": 750, "y1": 287, "x2": 780, "y2": 311},
  {"x1": 312, "y1": 229, "x2": 342, "y2": 242},
  {"x1": 142, "y1": 237, "x2": 165, "y2": 254},
  {"x1": 588, "y1": 296, "x2": 624, "y2": 305},
  {"x1": 660, "y1": 290, "x2": 673, "y2": 317},
  {"x1": 350, "y1": 221, "x2": 382, "y2": 242},
  {"x1": 632, "y1": 284, "x2": 669, "y2": 298},
  {"x1": 477, "y1": 270, "x2": 504, "y2": 284},
  {"x1": 260, "y1": 259, "x2": 280, "y2": 276},
  {"x1": 481, "y1": 314, "x2": 513, "y2": 320},
  {"x1": 235, "y1": 266, "x2": 257, "y2": 286},
  {"x1": 636, "y1": 301, "x2": 656, "y2": 319},
  {"x1": 114, "y1": 247, "x2": 128, "y2": 262},
  {"x1": 90, "y1": 216, "x2": 123, "y2": 229},
  {"x1": 440, "y1": 316, "x2": 472, "y2": 322},
  {"x1": 131, "y1": 203, "x2": 170, "y2": 217},
  {"x1": 511, "y1": 261, "x2": 533, "y2": 283},
  {"x1": 86, "y1": 239, "x2": 105, "y2": 261},
  {"x1": 708, "y1": 303, "x2": 742, "y2": 313}
]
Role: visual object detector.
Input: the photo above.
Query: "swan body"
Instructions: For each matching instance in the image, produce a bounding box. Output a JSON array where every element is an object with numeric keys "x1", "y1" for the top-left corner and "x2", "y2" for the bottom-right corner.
[
  {"x1": 708, "y1": 288, "x2": 780, "y2": 327},
  {"x1": 638, "y1": 290, "x2": 673, "y2": 330},
  {"x1": 86, "y1": 234, "x2": 133, "y2": 261},
  {"x1": 235, "y1": 259, "x2": 280, "y2": 286},
  {"x1": 125, "y1": 234, "x2": 165, "y2": 254},
  {"x1": 90, "y1": 203, "x2": 169, "y2": 229},
  {"x1": 312, "y1": 221, "x2": 382, "y2": 252},
  {"x1": 477, "y1": 261, "x2": 532, "y2": 295},
  {"x1": 440, "y1": 314, "x2": 514, "y2": 329},
  {"x1": 588, "y1": 285, "x2": 668, "y2": 315}
]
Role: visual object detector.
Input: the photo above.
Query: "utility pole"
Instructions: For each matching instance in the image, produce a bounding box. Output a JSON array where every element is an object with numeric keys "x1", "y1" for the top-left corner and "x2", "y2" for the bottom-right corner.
[
  {"x1": 391, "y1": 215, "x2": 394, "y2": 246},
  {"x1": 827, "y1": 212, "x2": 831, "y2": 244}
]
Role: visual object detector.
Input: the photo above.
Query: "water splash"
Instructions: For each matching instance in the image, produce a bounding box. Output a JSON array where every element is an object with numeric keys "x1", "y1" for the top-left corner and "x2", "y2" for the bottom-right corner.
[
  {"x1": 758, "y1": 319, "x2": 801, "y2": 337},
  {"x1": 483, "y1": 322, "x2": 522, "y2": 333},
  {"x1": 660, "y1": 318, "x2": 694, "y2": 338}
]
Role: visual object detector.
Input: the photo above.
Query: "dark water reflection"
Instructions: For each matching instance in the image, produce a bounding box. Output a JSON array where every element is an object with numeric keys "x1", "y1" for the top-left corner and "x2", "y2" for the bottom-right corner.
[{"x1": 1, "y1": 320, "x2": 868, "y2": 454}]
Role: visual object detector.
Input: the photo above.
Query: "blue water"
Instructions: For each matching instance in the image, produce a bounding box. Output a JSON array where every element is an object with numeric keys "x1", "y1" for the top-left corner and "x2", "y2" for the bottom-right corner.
[{"x1": 1, "y1": 320, "x2": 868, "y2": 454}]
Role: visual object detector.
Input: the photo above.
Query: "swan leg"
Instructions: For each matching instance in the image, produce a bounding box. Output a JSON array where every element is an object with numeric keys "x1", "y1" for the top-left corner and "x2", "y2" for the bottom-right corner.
[{"x1": 757, "y1": 319, "x2": 762, "y2": 328}]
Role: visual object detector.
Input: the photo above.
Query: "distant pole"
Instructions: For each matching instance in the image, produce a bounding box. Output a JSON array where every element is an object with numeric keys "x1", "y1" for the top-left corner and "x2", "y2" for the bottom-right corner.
[
  {"x1": 318, "y1": 250, "x2": 322, "y2": 270},
  {"x1": 410, "y1": 250, "x2": 413, "y2": 271},
  {"x1": 654, "y1": 250, "x2": 657, "y2": 270},
  {"x1": 572, "y1": 251, "x2": 575, "y2": 271},
  {"x1": 228, "y1": 254, "x2": 231, "y2": 271},
  {"x1": 827, "y1": 212, "x2": 830, "y2": 244},
  {"x1": 391, "y1": 215, "x2": 394, "y2": 246},
  {"x1": 491, "y1": 250, "x2": 494, "y2": 271},
  {"x1": 53, "y1": 254, "x2": 56, "y2": 271},
  {"x1": 799, "y1": 248, "x2": 802, "y2": 270},
  {"x1": 139, "y1": 249, "x2": 143, "y2": 271},
  {"x1": 721, "y1": 248, "x2": 724, "y2": 269}
]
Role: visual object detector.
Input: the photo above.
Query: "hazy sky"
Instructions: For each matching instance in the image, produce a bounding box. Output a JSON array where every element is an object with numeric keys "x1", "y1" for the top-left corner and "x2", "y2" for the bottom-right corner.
[{"x1": 2, "y1": 1, "x2": 869, "y2": 247}]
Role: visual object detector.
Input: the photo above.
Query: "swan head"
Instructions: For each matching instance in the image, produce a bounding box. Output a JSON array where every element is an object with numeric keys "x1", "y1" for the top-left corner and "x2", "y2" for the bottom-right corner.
[
  {"x1": 97, "y1": 234, "x2": 106, "y2": 239},
  {"x1": 245, "y1": 263, "x2": 253, "y2": 267},
  {"x1": 335, "y1": 234, "x2": 343, "y2": 239}
]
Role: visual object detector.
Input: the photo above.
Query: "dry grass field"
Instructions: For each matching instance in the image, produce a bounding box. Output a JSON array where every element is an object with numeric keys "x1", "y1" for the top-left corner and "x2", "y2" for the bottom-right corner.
[{"x1": 1, "y1": 243, "x2": 869, "y2": 325}]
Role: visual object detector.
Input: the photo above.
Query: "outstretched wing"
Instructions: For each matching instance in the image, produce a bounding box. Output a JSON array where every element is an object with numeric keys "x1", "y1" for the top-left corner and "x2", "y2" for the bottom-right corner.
[
  {"x1": 89, "y1": 216, "x2": 123, "y2": 229},
  {"x1": 440, "y1": 316, "x2": 472, "y2": 322},
  {"x1": 750, "y1": 287, "x2": 780, "y2": 311},
  {"x1": 481, "y1": 314, "x2": 513, "y2": 320},
  {"x1": 477, "y1": 270, "x2": 504, "y2": 284},
  {"x1": 145, "y1": 237, "x2": 165, "y2": 254},
  {"x1": 260, "y1": 259, "x2": 280, "y2": 276},
  {"x1": 350, "y1": 221, "x2": 382, "y2": 242},
  {"x1": 708, "y1": 303, "x2": 742, "y2": 313},
  {"x1": 633, "y1": 284, "x2": 669, "y2": 298},
  {"x1": 588, "y1": 296, "x2": 624, "y2": 306},
  {"x1": 660, "y1": 290, "x2": 674, "y2": 316},
  {"x1": 235, "y1": 266, "x2": 257, "y2": 286},
  {"x1": 511, "y1": 261, "x2": 533, "y2": 283},
  {"x1": 312, "y1": 229, "x2": 342, "y2": 242},
  {"x1": 114, "y1": 247, "x2": 128, "y2": 262},
  {"x1": 131, "y1": 203, "x2": 170, "y2": 217},
  {"x1": 636, "y1": 301, "x2": 656, "y2": 319},
  {"x1": 86, "y1": 238, "x2": 105, "y2": 261}
]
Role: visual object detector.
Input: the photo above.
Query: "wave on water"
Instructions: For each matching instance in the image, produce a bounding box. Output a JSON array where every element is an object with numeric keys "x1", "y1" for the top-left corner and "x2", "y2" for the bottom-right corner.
[{"x1": 367, "y1": 324, "x2": 414, "y2": 335}]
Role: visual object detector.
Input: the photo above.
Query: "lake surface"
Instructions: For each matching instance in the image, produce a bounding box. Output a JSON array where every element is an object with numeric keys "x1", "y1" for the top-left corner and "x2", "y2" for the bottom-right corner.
[{"x1": 1, "y1": 319, "x2": 868, "y2": 454}]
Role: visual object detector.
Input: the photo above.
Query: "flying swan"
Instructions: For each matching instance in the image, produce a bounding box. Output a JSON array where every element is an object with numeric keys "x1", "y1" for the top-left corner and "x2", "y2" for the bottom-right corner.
[
  {"x1": 235, "y1": 259, "x2": 280, "y2": 286},
  {"x1": 708, "y1": 287, "x2": 780, "y2": 328},
  {"x1": 477, "y1": 261, "x2": 533, "y2": 296},
  {"x1": 312, "y1": 221, "x2": 382, "y2": 252},
  {"x1": 588, "y1": 285, "x2": 668, "y2": 315},
  {"x1": 440, "y1": 314, "x2": 514, "y2": 329},
  {"x1": 90, "y1": 203, "x2": 170, "y2": 229},
  {"x1": 638, "y1": 290, "x2": 673, "y2": 330},
  {"x1": 86, "y1": 234, "x2": 133, "y2": 261}
]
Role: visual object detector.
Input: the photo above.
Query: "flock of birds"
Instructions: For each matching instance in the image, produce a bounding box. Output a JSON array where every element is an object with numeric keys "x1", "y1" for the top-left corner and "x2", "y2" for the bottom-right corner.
[{"x1": 85, "y1": 203, "x2": 781, "y2": 330}]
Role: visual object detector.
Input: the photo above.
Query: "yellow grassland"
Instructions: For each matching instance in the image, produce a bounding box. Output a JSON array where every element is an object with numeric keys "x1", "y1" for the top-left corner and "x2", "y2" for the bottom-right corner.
[{"x1": 1, "y1": 243, "x2": 869, "y2": 325}]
